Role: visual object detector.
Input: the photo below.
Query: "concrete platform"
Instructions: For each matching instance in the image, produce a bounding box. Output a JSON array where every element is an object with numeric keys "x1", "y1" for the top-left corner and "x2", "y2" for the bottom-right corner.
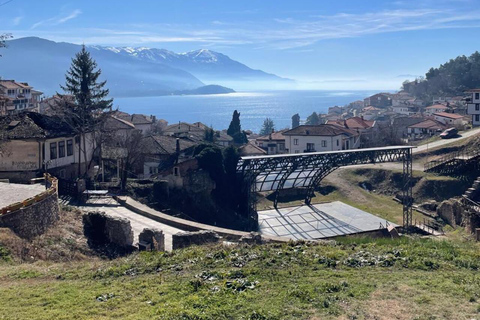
[
  {"x1": 258, "y1": 201, "x2": 397, "y2": 240},
  {"x1": 0, "y1": 182, "x2": 45, "y2": 208}
]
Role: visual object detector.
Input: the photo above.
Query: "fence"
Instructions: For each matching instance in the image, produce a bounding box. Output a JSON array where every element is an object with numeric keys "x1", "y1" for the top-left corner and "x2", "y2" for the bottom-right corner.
[
  {"x1": 424, "y1": 147, "x2": 480, "y2": 172},
  {"x1": 0, "y1": 174, "x2": 58, "y2": 215}
]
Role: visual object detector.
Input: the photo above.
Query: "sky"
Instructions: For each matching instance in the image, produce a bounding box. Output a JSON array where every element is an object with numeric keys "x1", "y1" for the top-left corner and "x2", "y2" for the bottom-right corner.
[{"x1": 1, "y1": 0, "x2": 480, "y2": 90}]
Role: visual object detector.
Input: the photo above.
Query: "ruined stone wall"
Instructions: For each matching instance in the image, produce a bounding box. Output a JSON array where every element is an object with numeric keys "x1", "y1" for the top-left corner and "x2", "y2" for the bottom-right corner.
[{"x1": 0, "y1": 193, "x2": 59, "y2": 239}]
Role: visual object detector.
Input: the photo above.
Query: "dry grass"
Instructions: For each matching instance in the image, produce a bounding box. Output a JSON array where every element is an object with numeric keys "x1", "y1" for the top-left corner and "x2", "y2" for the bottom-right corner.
[{"x1": 0, "y1": 207, "x2": 96, "y2": 263}]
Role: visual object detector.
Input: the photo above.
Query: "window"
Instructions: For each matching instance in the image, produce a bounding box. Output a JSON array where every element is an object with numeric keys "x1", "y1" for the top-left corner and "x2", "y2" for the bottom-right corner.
[
  {"x1": 58, "y1": 141, "x2": 65, "y2": 158},
  {"x1": 476, "y1": 104, "x2": 480, "y2": 111},
  {"x1": 279, "y1": 143, "x2": 285, "y2": 151},
  {"x1": 336, "y1": 139, "x2": 339, "y2": 146},
  {"x1": 149, "y1": 167, "x2": 158, "y2": 175},
  {"x1": 321, "y1": 140, "x2": 327, "y2": 147},
  {"x1": 66, "y1": 139, "x2": 73, "y2": 156},
  {"x1": 294, "y1": 150, "x2": 300, "y2": 154},
  {"x1": 476, "y1": 115, "x2": 480, "y2": 122},
  {"x1": 306, "y1": 143, "x2": 315, "y2": 151},
  {"x1": 293, "y1": 139, "x2": 298, "y2": 145},
  {"x1": 50, "y1": 142, "x2": 57, "y2": 159},
  {"x1": 476, "y1": 93, "x2": 479, "y2": 100},
  {"x1": 174, "y1": 167, "x2": 179, "y2": 176}
]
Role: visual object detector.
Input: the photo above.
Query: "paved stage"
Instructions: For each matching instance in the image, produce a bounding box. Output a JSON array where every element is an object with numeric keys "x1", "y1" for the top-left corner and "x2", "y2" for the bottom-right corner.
[
  {"x1": 0, "y1": 182, "x2": 45, "y2": 208},
  {"x1": 258, "y1": 201, "x2": 396, "y2": 240}
]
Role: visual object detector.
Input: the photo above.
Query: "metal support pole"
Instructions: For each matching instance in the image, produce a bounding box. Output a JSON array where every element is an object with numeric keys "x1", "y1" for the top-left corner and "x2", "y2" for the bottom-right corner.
[{"x1": 402, "y1": 149, "x2": 413, "y2": 232}]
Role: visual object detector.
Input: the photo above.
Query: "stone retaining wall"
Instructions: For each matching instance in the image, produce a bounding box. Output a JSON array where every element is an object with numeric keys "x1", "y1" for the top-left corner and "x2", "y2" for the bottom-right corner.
[{"x1": 0, "y1": 192, "x2": 59, "y2": 239}]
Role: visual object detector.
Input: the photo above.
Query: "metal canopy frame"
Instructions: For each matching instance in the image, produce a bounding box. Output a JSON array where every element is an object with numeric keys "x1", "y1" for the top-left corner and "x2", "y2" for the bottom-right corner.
[{"x1": 237, "y1": 146, "x2": 414, "y2": 231}]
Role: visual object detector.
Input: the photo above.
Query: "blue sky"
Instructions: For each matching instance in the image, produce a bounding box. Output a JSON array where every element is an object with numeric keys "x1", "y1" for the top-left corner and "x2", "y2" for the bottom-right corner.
[{"x1": 1, "y1": 0, "x2": 480, "y2": 89}]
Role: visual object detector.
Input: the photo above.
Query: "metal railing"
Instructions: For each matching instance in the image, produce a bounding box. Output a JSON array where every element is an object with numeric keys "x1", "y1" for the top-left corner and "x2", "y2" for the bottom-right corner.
[{"x1": 424, "y1": 147, "x2": 480, "y2": 172}]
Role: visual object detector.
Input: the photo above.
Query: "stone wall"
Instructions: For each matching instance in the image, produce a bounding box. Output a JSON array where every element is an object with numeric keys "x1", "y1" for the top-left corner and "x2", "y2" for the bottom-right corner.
[
  {"x1": 172, "y1": 230, "x2": 220, "y2": 249},
  {"x1": 437, "y1": 199, "x2": 463, "y2": 227},
  {"x1": 83, "y1": 211, "x2": 134, "y2": 248},
  {"x1": 0, "y1": 193, "x2": 59, "y2": 239}
]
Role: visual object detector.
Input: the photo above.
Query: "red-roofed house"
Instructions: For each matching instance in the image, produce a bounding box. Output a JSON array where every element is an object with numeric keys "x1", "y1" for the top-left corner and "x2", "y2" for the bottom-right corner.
[
  {"x1": 407, "y1": 119, "x2": 448, "y2": 139},
  {"x1": 433, "y1": 112, "x2": 465, "y2": 126},
  {"x1": 425, "y1": 104, "x2": 449, "y2": 116}
]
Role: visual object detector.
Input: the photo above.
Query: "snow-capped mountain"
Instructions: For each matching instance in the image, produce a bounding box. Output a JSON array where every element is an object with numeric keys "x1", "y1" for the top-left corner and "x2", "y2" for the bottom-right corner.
[{"x1": 91, "y1": 46, "x2": 293, "y2": 84}]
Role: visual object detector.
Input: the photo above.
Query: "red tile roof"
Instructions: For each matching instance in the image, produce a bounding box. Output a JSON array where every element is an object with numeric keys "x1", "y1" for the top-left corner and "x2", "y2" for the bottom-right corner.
[
  {"x1": 326, "y1": 117, "x2": 375, "y2": 130},
  {"x1": 433, "y1": 112, "x2": 464, "y2": 119},
  {"x1": 408, "y1": 119, "x2": 447, "y2": 130},
  {"x1": 426, "y1": 104, "x2": 448, "y2": 110}
]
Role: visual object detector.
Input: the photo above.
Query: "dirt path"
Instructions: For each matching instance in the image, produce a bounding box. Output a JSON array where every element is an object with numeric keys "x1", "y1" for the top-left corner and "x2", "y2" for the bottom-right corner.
[{"x1": 323, "y1": 168, "x2": 369, "y2": 203}]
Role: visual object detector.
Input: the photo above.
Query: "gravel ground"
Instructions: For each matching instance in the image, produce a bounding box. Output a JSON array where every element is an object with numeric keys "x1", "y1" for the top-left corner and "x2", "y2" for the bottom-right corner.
[{"x1": 0, "y1": 182, "x2": 46, "y2": 208}]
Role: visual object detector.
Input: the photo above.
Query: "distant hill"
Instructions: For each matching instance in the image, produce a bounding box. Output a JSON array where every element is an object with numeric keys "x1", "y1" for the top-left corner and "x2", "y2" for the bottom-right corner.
[
  {"x1": 0, "y1": 37, "x2": 292, "y2": 96},
  {"x1": 175, "y1": 85, "x2": 235, "y2": 95},
  {"x1": 0, "y1": 37, "x2": 207, "y2": 97},
  {"x1": 95, "y1": 46, "x2": 294, "y2": 87}
]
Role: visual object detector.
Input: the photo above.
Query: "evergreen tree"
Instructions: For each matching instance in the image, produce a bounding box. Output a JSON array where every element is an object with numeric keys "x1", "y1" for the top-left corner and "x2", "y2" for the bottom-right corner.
[
  {"x1": 227, "y1": 110, "x2": 248, "y2": 144},
  {"x1": 59, "y1": 45, "x2": 113, "y2": 177},
  {"x1": 227, "y1": 110, "x2": 242, "y2": 136},
  {"x1": 204, "y1": 126, "x2": 215, "y2": 142},
  {"x1": 305, "y1": 112, "x2": 320, "y2": 125},
  {"x1": 292, "y1": 113, "x2": 300, "y2": 128},
  {"x1": 259, "y1": 118, "x2": 275, "y2": 135}
]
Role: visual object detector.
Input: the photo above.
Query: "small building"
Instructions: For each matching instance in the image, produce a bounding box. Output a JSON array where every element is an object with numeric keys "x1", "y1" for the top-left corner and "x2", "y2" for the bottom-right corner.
[
  {"x1": 238, "y1": 143, "x2": 268, "y2": 157},
  {"x1": 360, "y1": 106, "x2": 381, "y2": 120},
  {"x1": 363, "y1": 93, "x2": 392, "y2": 108},
  {"x1": 407, "y1": 119, "x2": 448, "y2": 139},
  {"x1": 326, "y1": 117, "x2": 376, "y2": 146},
  {"x1": 0, "y1": 112, "x2": 94, "y2": 182},
  {"x1": 433, "y1": 112, "x2": 465, "y2": 127},
  {"x1": 465, "y1": 89, "x2": 480, "y2": 126},
  {"x1": 283, "y1": 124, "x2": 360, "y2": 154},
  {"x1": 141, "y1": 135, "x2": 196, "y2": 178},
  {"x1": 256, "y1": 129, "x2": 288, "y2": 155},
  {"x1": 0, "y1": 80, "x2": 42, "y2": 114},
  {"x1": 425, "y1": 104, "x2": 449, "y2": 116},
  {"x1": 392, "y1": 105, "x2": 417, "y2": 116}
]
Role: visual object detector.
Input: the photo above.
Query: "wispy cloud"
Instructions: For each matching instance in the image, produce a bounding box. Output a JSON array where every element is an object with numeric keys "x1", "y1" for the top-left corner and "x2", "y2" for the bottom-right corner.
[
  {"x1": 17, "y1": 5, "x2": 480, "y2": 50},
  {"x1": 31, "y1": 9, "x2": 82, "y2": 29},
  {"x1": 12, "y1": 15, "x2": 22, "y2": 26}
]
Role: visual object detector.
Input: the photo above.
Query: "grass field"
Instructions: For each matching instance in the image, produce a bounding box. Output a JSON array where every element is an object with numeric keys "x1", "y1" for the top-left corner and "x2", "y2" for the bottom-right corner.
[{"x1": 0, "y1": 237, "x2": 479, "y2": 320}]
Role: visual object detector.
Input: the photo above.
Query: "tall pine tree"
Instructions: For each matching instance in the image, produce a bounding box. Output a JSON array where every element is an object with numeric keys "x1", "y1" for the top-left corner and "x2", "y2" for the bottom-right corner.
[
  {"x1": 59, "y1": 45, "x2": 113, "y2": 177},
  {"x1": 259, "y1": 118, "x2": 275, "y2": 135}
]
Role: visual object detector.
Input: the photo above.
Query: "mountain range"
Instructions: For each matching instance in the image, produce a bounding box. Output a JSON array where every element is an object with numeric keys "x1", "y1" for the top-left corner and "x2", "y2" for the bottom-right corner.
[{"x1": 0, "y1": 37, "x2": 293, "y2": 97}]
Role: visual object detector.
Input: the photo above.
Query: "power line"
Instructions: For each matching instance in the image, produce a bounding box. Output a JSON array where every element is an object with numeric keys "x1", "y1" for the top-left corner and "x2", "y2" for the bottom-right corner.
[{"x1": 0, "y1": 0, "x2": 14, "y2": 7}]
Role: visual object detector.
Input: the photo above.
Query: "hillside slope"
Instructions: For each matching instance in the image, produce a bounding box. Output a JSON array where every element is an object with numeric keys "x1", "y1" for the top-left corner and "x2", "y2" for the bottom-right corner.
[{"x1": 0, "y1": 37, "x2": 204, "y2": 97}]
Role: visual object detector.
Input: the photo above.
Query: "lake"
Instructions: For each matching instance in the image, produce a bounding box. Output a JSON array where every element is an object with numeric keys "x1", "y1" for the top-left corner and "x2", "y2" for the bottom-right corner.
[{"x1": 114, "y1": 90, "x2": 378, "y2": 133}]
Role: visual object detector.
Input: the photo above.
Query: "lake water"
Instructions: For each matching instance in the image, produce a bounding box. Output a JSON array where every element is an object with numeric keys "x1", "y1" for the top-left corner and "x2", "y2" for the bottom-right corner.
[{"x1": 114, "y1": 90, "x2": 378, "y2": 133}]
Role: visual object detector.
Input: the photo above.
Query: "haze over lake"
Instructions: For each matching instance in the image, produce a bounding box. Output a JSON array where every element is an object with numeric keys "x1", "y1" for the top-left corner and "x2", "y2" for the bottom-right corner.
[{"x1": 114, "y1": 90, "x2": 381, "y2": 132}]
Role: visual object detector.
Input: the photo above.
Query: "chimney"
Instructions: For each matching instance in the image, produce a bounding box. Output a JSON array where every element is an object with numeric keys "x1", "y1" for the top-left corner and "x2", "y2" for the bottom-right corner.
[
  {"x1": 176, "y1": 138, "x2": 180, "y2": 154},
  {"x1": 152, "y1": 115, "x2": 156, "y2": 123},
  {"x1": 361, "y1": 115, "x2": 364, "y2": 121}
]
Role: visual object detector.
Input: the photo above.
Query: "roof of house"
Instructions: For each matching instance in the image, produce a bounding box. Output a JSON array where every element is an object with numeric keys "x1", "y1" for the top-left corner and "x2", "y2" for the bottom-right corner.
[
  {"x1": 0, "y1": 112, "x2": 75, "y2": 140},
  {"x1": 256, "y1": 129, "x2": 288, "y2": 142},
  {"x1": 426, "y1": 104, "x2": 448, "y2": 110},
  {"x1": 239, "y1": 143, "x2": 267, "y2": 156},
  {"x1": 326, "y1": 117, "x2": 375, "y2": 130},
  {"x1": 0, "y1": 80, "x2": 32, "y2": 90},
  {"x1": 362, "y1": 106, "x2": 381, "y2": 111},
  {"x1": 143, "y1": 135, "x2": 197, "y2": 155},
  {"x1": 408, "y1": 119, "x2": 447, "y2": 130},
  {"x1": 465, "y1": 89, "x2": 480, "y2": 93},
  {"x1": 103, "y1": 115, "x2": 136, "y2": 131},
  {"x1": 283, "y1": 124, "x2": 359, "y2": 137},
  {"x1": 163, "y1": 122, "x2": 205, "y2": 133},
  {"x1": 433, "y1": 112, "x2": 464, "y2": 119},
  {"x1": 113, "y1": 111, "x2": 153, "y2": 125}
]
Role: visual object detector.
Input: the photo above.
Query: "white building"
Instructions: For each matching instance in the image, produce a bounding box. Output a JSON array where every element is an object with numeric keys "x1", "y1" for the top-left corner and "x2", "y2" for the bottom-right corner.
[
  {"x1": 433, "y1": 112, "x2": 465, "y2": 127},
  {"x1": 425, "y1": 104, "x2": 449, "y2": 116},
  {"x1": 283, "y1": 125, "x2": 360, "y2": 154},
  {"x1": 392, "y1": 105, "x2": 417, "y2": 116},
  {"x1": 465, "y1": 89, "x2": 480, "y2": 126},
  {"x1": 0, "y1": 80, "x2": 42, "y2": 114}
]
